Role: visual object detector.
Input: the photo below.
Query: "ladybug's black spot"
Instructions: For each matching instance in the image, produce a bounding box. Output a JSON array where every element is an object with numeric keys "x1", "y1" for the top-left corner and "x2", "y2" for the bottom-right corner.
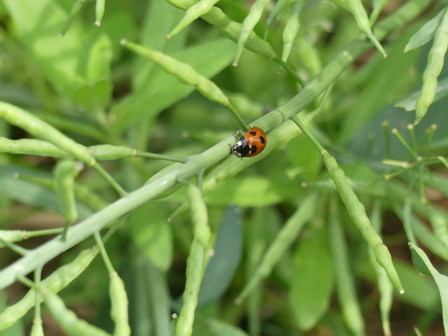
[
  {"x1": 259, "y1": 136, "x2": 265, "y2": 144},
  {"x1": 250, "y1": 145, "x2": 257, "y2": 153},
  {"x1": 249, "y1": 131, "x2": 257, "y2": 136}
]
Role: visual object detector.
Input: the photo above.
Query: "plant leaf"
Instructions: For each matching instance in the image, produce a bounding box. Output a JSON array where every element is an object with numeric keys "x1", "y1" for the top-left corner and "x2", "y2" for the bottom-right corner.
[
  {"x1": 198, "y1": 205, "x2": 242, "y2": 306},
  {"x1": 289, "y1": 223, "x2": 333, "y2": 330},
  {"x1": 405, "y1": 9, "x2": 444, "y2": 53},
  {"x1": 409, "y1": 243, "x2": 448, "y2": 335},
  {"x1": 129, "y1": 203, "x2": 173, "y2": 271}
]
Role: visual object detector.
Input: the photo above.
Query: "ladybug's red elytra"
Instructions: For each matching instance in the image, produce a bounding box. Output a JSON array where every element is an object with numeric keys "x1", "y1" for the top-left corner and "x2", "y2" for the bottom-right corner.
[{"x1": 231, "y1": 127, "x2": 267, "y2": 158}]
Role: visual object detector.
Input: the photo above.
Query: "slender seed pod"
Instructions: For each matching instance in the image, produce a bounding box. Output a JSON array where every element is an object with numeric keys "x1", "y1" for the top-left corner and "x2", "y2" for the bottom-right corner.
[
  {"x1": 233, "y1": 0, "x2": 271, "y2": 66},
  {"x1": 282, "y1": 1, "x2": 305, "y2": 62},
  {"x1": 110, "y1": 273, "x2": 131, "y2": 336},
  {"x1": 88, "y1": 145, "x2": 137, "y2": 160},
  {"x1": 429, "y1": 208, "x2": 448, "y2": 254},
  {"x1": 0, "y1": 137, "x2": 70, "y2": 158},
  {"x1": 321, "y1": 150, "x2": 403, "y2": 293},
  {"x1": 121, "y1": 40, "x2": 248, "y2": 129},
  {"x1": 176, "y1": 240, "x2": 207, "y2": 336},
  {"x1": 291, "y1": 115, "x2": 403, "y2": 293},
  {"x1": 370, "y1": 0, "x2": 388, "y2": 24},
  {"x1": 236, "y1": 194, "x2": 316, "y2": 303},
  {"x1": 55, "y1": 160, "x2": 83, "y2": 239},
  {"x1": 0, "y1": 138, "x2": 184, "y2": 162},
  {"x1": 0, "y1": 248, "x2": 98, "y2": 331},
  {"x1": 0, "y1": 102, "x2": 96, "y2": 166},
  {"x1": 265, "y1": 0, "x2": 293, "y2": 39},
  {"x1": 121, "y1": 41, "x2": 228, "y2": 106},
  {"x1": 166, "y1": 0, "x2": 277, "y2": 59},
  {"x1": 324, "y1": 151, "x2": 402, "y2": 290},
  {"x1": 41, "y1": 289, "x2": 111, "y2": 336},
  {"x1": 186, "y1": 184, "x2": 211, "y2": 248},
  {"x1": 329, "y1": 198, "x2": 365, "y2": 336},
  {"x1": 348, "y1": 0, "x2": 387, "y2": 57},
  {"x1": 61, "y1": 0, "x2": 88, "y2": 36},
  {"x1": 415, "y1": 8, "x2": 448, "y2": 124},
  {"x1": 167, "y1": 0, "x2": 221, "y2": 38},
  {"x1": 95, "y1": 0, "x2": 105, "y2": 26},
  {"x1": 369, "y1": 205, "x2": 393, "y2": 336},
  {"x1": 330, "y1": 0, "x2": 387, "y2": 57}
]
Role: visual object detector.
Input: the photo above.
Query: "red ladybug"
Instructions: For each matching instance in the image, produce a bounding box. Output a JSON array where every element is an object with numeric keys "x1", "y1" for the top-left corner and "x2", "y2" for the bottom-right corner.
[{"x1": 231, "y1": 127, "x2": 267, "y2": 158}]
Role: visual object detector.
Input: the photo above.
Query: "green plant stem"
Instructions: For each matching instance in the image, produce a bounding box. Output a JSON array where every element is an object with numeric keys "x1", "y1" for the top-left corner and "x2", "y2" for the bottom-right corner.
[
  {"x1": 0, "y1": 0, "x2": 431, "y2": 290},
  {"x1": 92, "y1": 163, "x2": 127, "y2": 197}
]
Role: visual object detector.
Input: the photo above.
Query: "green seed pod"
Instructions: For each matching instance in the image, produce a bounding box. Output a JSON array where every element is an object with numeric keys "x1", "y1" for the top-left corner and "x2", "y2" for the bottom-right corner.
[
  {"x1": 415, "y1": 8, "x2": 448, "y2": 124},
  {"x1": 88, "y1": 145, "x2": 137, "y2": 160},
  {"x1": 42, "y1": 289, "x2": 111, "y2": 336},
  {"x1": 0, "y1": 137, "x2": 70, "y2": 158},
  {"x1": 265, "y1": 0, "x2": 293, "y2": 38},
  {"x1": 281, "y1": 1, "x2": 304, "y2": 62},
  {"x1": 55, "y1": 160, "x2": 83, "y2": 229},
  {"x1": 165, "y1": 0, "x2": 276, "y2": 59},
  {"x1": 122, "y1": 41, "x2": 230, "y2": 107},
  {"x1": 236, "y1": 194, "x2": 316, "y2": 302},
  {"x1": 329, "y1": 198, "x2": 364, "y2": 335},
  {"x1": 0, "y1": 248, "x2": 98, "y2": 331},
  {"x1": 233, "y1": 0, "x2": 271, "y2": 66},
  {"x1": 30, "y1": 320, "x2": 44, "y2": 336},
  {"x1": 322, "y1": 151, "x2": 402, "y2": 293},
  {"x1": 330, "y1": 0, "x2": 387, "y2": 57},
  {"x1": 187, "y1": 184, "x2": 211, "y2": 247},
  {"x1": 109, "y1": 273, "x2": 131, "y2": 336},
  {"x1": 0, "y1": 102, "x2": 96, "y2": 166},
  {"x1": 168, "y1": 0, "x2": 221, "y2": 38},
  {"x1": 429, "y1": 208, "x2": 448, "y2": 254},
  {"x1": 95, "y1": 0, "x2": 105, "y2": 26},
  {"x1": 176, "y1": 240, "x2": 206, "y2": 336}
]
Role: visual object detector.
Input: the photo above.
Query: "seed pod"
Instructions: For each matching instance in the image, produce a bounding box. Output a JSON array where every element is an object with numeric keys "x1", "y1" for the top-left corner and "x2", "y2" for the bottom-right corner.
[
  {"x1": 236, "y1": 194, "x2": 316, "y2": 302},
  {"x1": 55, "y1": 160, "x2": 83, "y2": 239},
  {"x1": 42, "y1": 289, "x2": 111, "y2": 336},
  {"x1": 187, "y1": 184, "x2": 211, "y2": 247},
  {"x1": 233, "y1": 0, "x2": 271, "y2": 66},
  {"x1": 0, "y1": 102, "x2": 96, "y2": 166},
  {"x1": 0, "y1": 248, "x2": 98, "y2": 331},
  {"x1": 109, "y1": 273, "x2": 131, "y2": 336},
  {"x1": 167, "y1": 0, "x2": 221, "y2": 38},
  {"x1": 176, "y1": 240, "x2": 207, "y2": 336},
  {"x1": 0, "y1": 137, "x2": 69, "y2": 158},
  {"x1": 415, "y1": 8, "x2": 448, "y2": 124}
]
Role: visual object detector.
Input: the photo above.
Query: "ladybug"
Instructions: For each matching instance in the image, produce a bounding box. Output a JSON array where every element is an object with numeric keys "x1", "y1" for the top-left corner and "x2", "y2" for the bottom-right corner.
[{"x1": 231, "y1": 127, "x2": 267, "y2": 158}]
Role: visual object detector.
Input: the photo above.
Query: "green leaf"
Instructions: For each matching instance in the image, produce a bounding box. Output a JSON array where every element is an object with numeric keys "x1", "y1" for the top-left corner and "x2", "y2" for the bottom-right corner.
[
  {"x1": 198, "y1": 206, "x2": 242, "y2": 306},
  {"x1": 205, "y1": 176, "x2": 295, "y2": 206},
  {"x1": 395, "y1": 76, "x2": 448, "y2": 111},
  {"x1": 409, "y1": 243, "x2": 448, "y2": 335},
  {"x1": 0, "y1": 164, "x2": 90, "y2": 218},
  {"x1": 289, "y1": 223, "x2": 333, "y2": 330},
  {"x1": 404, "y1": 9, "x2": 444, "y2": 53},
  {"x1": 134, "y1": 0, "x2": 187, "y2": 89},
  {"x1": 199, "y1": 317, "x2": 249, "y2": 336},
  {"x1": 4, "y1": 0, "x2": 113, "y2": 112},
  {"x1": 72, "y1": 34, "x2": 113, "y2": 112},
  {"x1": 338, "y1": 28, "x2": 419, "y2": 143},
  {"x1": 111, "y1": 38, "x2": 235, "y2": 131},
  {"x1": 129, "y1": 203, "x2": 173, "y2": 271},
  {"x1": 124, "y1": 255, "x2": 171, "y2": 336}
]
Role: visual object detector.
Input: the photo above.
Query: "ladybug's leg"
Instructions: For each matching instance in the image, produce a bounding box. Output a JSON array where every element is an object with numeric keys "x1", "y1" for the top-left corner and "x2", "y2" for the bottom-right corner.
[{"x1": 233, "y1": 132, "x2": 244, "y2": 141}]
